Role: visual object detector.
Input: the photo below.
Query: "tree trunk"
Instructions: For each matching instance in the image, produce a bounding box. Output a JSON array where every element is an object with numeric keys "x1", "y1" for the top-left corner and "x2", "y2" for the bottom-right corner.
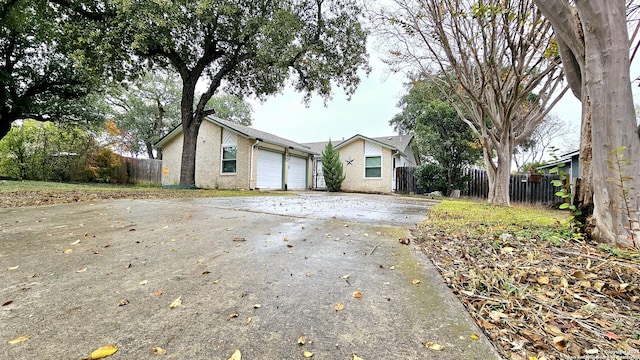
[
  {"x1": 487, "y1": 144, "x2": 512, "y2": 207},
  {"x1": 0, "y1": 116, "x2": 10, "y2": 140},
  {"x1": 575, "y1": 93, "x2": 594, "y2": 228},
  {"x1": 580, "y1": 2, "x2": 640, "y2": 247},
  {"x1": 178, "y1": 79, "x2": 201, "y2": 188}
]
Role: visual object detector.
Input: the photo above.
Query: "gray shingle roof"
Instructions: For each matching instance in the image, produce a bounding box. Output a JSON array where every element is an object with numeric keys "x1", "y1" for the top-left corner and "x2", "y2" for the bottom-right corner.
[
  {"x1": 156, "y1": 116, "x2": 317, "y2": 154},
  {"x1": 210, "y1": 117, "x2": 316, "y2": 154},
  {"x1": 301, "y1": 134, "x2": 413, "y2": 155}
]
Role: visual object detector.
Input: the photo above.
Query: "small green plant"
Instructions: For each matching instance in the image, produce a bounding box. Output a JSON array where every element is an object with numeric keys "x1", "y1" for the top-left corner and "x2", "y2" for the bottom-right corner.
[
  {"x1": 321, "y1": 140, "x2": 346, "y2": 192},
  {"x1": 597, "y1": 243, "x2": 639, "y2": 260},
  {"x1": 607, "y1": 145, "x2": 638, "y2": 247},
  {"x1": 548, "y1": 148, "x2": 582, "y2": 226}
]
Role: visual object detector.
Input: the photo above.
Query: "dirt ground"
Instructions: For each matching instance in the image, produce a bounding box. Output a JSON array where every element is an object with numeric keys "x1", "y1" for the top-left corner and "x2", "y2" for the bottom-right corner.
[{"x1": 1, "y1": 193, "x2": 500, "y2": 360}]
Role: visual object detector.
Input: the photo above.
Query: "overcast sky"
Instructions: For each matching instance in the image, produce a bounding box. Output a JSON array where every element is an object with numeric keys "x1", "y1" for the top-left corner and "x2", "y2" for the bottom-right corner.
[{"x1": 248, "y1": 48, "x2": 640, "y2": 154}]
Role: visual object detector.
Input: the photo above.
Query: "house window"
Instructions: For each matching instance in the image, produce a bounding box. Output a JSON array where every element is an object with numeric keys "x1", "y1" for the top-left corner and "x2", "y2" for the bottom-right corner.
[
  {"x1": 365, "y1": 156, "x2": 381, "y2": 178},
  {"x1": 222, "y1": 146, "x2": 237, "y2": 173},
  {"x1": 221, "y1": 129, "x2": 237, "y2": 174}
]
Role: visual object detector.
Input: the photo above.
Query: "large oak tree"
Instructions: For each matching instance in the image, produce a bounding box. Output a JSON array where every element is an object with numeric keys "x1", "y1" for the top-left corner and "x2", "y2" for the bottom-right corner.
[
  {"x1": 104, "y1": 0, "x2": 369, "y2": 187},
  {"x1": 0, "y1": 0, "x2": 110, "y2": 140},
  {"x1": 534, "y1": 0, "x2": 640, "y2": 247}
]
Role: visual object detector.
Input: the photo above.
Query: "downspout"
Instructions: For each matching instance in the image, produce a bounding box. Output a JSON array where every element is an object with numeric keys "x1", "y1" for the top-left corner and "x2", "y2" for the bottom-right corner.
[
  {"x1": 250, "y1": 139, "x2": 260, "y2": 190},
  {"x1": 392, "y1": 150, "x2": 400, "y2": 192}
]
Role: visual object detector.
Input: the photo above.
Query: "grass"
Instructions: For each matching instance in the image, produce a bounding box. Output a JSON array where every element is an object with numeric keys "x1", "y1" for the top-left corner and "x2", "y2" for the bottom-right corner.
[
  {"x1": 0, "y1": 180, "x2": 290, "y2": 207},
  {"x1": 426, "y1": 199, "x2": 571, "y2": 241}
]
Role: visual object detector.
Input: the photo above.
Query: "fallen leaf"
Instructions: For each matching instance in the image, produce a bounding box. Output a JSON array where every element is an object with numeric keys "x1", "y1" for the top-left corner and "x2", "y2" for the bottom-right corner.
[
  {"x1": 537, "y1": 276, "x2": 550, "y2": 285},
  {"x1": 353, "y1": 355, "x2": 363, "y2": 360},
  {"x1": 489, "y1": 310, "x2": 507, "y2": 321},
  {"x1": 604, "y1": 331, "x2": 620, "y2": 340},
  {"x1": 63, "y1": 248, "x2": 73, "y2": 254},
  {"x1": 228, "y1": 312, "x2": 239, "y2": 319},
  {"x1": 118, "y1": 299, "x2": 129, "y2": 306},
  {"x1": 76, "y1": 268, "x2": 87, "y2": 273},
  {"x1": 334, "y1": 302, "x2": 345, "y2": 311},
  {"x1": 228, "y1": 349, "x2": 241, "y2": 360},
  {"x1": 7, "y1": 265, "x2": 19, "y2": 270},
  {"x1": 83, "y1": 344, "x2": 118, "y2": 359},
  {"x1": 71, "y1": 239, "x2": 81, "y2": 245},
  {"x1": 169, "y1": 295, "x2": 182, "y2": 308},
  {"x1": 303, "y1": 351, "x2": 314, "y2": 357},
  {"x1": 140, "y1": 279, "x2": 148, "y2": 285},
  {"x1": 151, "y1": 346, "x2": 167, "y2": 355},
  {"x1": 399, "y1": 237, "x2": 410, "y2": 245},
  {"x1": 470, "y1": 333, "x2": 480, "y2": 340},
  {"x1": 352, "y1": 291, "x2": 363, "y2": 298},
  {"x1": 342, "y1": 274, "x2": 350, "y2": 279},
  {"x1": 500, "y1": 246, "x2": 514, "y2": 254},
  {"x1": 423, "y1": 341, "x2": 444, "y2": 351},
  {"x1": 412, "y1": 278, "x2": 421, "y2": 285},
  {"x1": 253, "y1": 304, "x2": 262, "y2": 308},
  {"x1": 245, "y1": 317, "x2": 252, "y2": 324},
  {"x1": 2, "y1": 300, "x2": 13, "y2": 306},
  {"x1": 154, "y1": 290, "x2": 163, "y2": 296},
  {"x1": 8, "y1": 335, "x2": 30, "y2": 344},
  {"x1": 298, "y1": 335, "x2": 306, "y2": 345},
  {"x1": 233, "y1": 237, "x2": 246, "y2": 242},
  {"x1": 390, "y1": 266, "x2": 395, "y2": 270}
]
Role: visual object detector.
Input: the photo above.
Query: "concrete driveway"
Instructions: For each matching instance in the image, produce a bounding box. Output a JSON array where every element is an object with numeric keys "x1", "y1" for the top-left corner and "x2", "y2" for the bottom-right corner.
[{"x1": 1, "y1": 192, "x2": 499, "y2": 359}]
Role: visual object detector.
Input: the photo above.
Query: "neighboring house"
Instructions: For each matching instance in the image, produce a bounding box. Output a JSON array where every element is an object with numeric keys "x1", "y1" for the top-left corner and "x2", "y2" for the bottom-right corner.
[
  {"x1": 303, "y1": 134, "x2": 420, "y2": 193},
  {"x1": 538, "y1": 150, "x2": 580, "y2": 186},
  {"x1": 155, "y1": 116, "x2": 317, "y2": 190}
]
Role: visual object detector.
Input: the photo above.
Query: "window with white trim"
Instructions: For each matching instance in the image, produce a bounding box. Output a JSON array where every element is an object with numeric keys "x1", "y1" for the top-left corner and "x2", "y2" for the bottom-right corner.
[
  {"x1": 221, "y1": 129, "x2": 237, "y2": 174},
  {"x1": 364, "y1": 141, "x2": 382, "y2": 178}
]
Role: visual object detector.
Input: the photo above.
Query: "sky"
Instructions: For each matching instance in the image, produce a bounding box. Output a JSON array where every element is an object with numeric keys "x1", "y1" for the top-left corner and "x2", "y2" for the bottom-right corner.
[{"x1": 248, "y1": 49, "x2": 640, "y2": 154}]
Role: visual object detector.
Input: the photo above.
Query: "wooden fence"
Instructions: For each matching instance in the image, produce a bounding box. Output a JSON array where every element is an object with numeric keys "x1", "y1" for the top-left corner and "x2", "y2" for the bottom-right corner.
[
  {"x1": 395, "y1": 167, "x2": 563, "y2": 205},
  {"x1": 395, "y1": 167, "x2": 425, "y2": 194},
  {"x1": 463, "y1": 168, "x2": 562, "y2": 204},
  {"x1": 123, "y1": 157, "x2": 162, "y2": 185}
]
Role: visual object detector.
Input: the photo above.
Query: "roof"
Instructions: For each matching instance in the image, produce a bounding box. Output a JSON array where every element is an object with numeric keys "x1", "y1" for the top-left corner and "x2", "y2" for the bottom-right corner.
[
  {"x1": 537, "y1": 150, "x2": 580, "y2": 170},
  {"x1": 301, "y1": 134, "x2": 415, "y2": 157},
  {"x1": 155, "y1": 116, "x2": 317, "y2": 154}
]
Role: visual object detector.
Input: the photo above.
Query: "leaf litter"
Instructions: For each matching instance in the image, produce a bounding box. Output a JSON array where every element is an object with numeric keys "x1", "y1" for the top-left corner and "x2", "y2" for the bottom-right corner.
[{"x1": 414, "y1": 200, "x2": 640, "y2": 359}]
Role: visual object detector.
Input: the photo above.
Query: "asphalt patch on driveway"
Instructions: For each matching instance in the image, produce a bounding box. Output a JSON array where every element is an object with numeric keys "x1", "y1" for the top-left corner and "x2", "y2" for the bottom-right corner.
[{"x1": 1, "y1": 193, "x2": 500, "y2": 359}]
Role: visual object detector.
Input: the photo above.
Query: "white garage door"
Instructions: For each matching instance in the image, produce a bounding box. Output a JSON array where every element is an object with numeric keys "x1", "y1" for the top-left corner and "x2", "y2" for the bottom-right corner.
[
  {"x1": 288, "y1": 156, "x2": 307, "y2": 190},
  {"x1": 257, "y1": 149, "x2": 283, "y2": 189}
]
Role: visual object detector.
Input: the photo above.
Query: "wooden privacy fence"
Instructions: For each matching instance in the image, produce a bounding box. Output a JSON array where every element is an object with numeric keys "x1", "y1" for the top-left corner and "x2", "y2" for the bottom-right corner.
[
  {"x1": 463, "y1": 168, "x2": 562, "y2": 204},
  {"x1": 395, "y1": 167, "x2": 425, "y2": 194},
  {"x1": 395, "y1": 167, "x2": 563, "y2": 204},
  {"x1": 123, "y1": 157, "x2": 162, "y2": 185}
]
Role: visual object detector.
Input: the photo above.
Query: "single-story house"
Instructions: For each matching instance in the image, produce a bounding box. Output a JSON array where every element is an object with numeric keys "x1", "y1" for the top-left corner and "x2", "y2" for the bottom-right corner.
[
  {"x1": 303, "y1": 134, "x2": 420, "y2": 193},
  {"x1": 155, "y1": 116, "x2": 317, "y2": 190}
]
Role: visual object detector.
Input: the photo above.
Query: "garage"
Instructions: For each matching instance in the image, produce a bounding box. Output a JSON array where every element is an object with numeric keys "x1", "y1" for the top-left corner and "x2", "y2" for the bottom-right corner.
[
  {"x1": 257, "y1": 149, "x2": 283, "y2": 189},
  {"x1": 288, "y1": 156, "x2": 308, "y2": 190}
]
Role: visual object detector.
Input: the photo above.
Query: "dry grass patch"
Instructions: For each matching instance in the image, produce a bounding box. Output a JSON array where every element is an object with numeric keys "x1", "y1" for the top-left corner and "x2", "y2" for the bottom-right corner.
[{"x1": 414, "y1": 200, "x2": 640, "y2": 360}]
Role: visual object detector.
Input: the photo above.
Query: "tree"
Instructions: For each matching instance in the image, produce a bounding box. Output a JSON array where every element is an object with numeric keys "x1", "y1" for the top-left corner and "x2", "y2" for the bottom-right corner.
[
  {"x1": 206, "y1": 94, "x2": 253, "y2": 126},
  {"x1": 534, "y1": 0, "x2": 640, "y2": 247},
  {"x1": 103, "y1": 0, "x2": 369, "y2": 187},
  {"x1": 321, "y1": 140, "x2": 345, "y2": 192},
  {"x1": 512, "y1": 113, "x2": 573, "y2": 173},
  {"x1": 391, "y1": 77, "x2": 481, "y2": 195},
  {"x1": 0, "y1": 120, "x2": 97, "y2": 181},
  {"x1": 0, "y1": 0, "x2": 115, "y2": 140},
  {"x1": 375, "y1": 0, "x2": 565, "y2": 206},
  {"x1": 105, "y1": 70, "x2": 182, "y2": 159}
]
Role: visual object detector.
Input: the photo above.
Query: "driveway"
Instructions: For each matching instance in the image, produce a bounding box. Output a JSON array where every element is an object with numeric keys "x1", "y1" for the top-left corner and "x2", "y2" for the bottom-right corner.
[{"x1": 1, "y1": 192, "x2": 499, "y2": 359}]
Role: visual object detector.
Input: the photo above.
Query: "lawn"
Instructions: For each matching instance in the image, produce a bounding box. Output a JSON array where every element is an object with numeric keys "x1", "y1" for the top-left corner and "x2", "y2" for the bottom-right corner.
[
  {"x1": 414, "y1": 200, "x2": 640, "y2": 360},
  {"x1": 0, "y1": 180, "x2": 287, "y2": 207}
]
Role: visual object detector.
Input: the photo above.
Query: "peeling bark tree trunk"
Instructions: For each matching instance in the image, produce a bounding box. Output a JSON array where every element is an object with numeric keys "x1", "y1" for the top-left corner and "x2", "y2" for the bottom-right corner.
[{"x1": 536, "y1": 0, "x2": 640, "y2": 247}]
